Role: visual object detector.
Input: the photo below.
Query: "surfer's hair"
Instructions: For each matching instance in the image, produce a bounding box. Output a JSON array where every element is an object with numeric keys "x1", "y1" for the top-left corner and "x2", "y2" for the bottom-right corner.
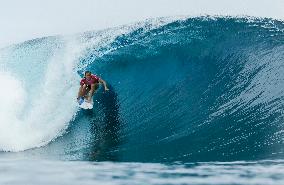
[{"x1": 84, "y1": 71, "x2": 91, "y2": 76}]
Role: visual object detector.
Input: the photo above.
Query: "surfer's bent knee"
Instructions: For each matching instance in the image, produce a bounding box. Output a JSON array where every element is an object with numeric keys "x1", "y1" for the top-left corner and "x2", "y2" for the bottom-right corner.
[{"x1": 90, "y1": 83, "x2": 99, "y2": 91}]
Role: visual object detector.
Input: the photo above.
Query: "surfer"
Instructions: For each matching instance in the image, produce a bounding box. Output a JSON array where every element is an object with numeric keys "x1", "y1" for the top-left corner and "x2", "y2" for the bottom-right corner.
[{"x1": 77, "y1": 71, "x2": 109, "y2": 103}]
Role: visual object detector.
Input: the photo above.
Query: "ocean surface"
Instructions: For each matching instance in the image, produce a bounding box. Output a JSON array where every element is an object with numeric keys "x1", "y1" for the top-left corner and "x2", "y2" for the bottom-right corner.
[{"x1": 0, "y1": 16, "x2": 284, "y2": 184}]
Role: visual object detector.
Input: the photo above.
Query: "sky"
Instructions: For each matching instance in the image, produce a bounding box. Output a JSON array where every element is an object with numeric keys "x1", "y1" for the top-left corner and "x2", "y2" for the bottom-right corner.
[{"x1": 0, "y1": 0, "x2": 283, "y2": 49}]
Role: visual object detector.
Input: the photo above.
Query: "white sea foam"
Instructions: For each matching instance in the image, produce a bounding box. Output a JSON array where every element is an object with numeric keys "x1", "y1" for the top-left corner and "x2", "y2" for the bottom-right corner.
[
  {"x1": 0, "y1": 38, "x2": 82, "y2": 152},
  {"x1": 0, "y1": 72, "x2": 27, "y2": 149}
]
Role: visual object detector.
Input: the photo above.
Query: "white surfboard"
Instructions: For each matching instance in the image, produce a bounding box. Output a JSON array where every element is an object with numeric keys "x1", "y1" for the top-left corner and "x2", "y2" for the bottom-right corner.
[
  {"x1": 79, "y1": 100, "x2": 93, "y2": 109},
  {"x1": 78, "y1": 95, "x2": 93, "y2": 109}
]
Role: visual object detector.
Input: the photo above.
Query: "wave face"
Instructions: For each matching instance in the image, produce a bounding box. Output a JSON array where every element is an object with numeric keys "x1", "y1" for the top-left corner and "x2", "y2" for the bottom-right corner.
[{"x1": 0, "y1": 17, "x2": 284, "y2": 162}]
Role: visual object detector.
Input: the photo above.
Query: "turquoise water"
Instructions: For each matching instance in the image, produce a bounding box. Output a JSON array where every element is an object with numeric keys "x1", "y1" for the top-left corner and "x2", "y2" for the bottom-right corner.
[{"x1": 0, "y1": 16, "x2": 283, "y2": 184}]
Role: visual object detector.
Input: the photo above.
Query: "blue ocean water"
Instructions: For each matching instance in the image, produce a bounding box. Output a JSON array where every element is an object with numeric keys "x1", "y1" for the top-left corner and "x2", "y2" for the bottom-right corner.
[
  {"x1": 0, "y1": 16, "x2": 284, "y2": 184},
  {"x1": 0, "y1": 159, "x2": 283, "y2": 185}
]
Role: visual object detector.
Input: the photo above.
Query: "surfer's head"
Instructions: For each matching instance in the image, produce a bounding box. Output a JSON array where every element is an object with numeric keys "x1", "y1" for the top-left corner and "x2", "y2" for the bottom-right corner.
[{"x1": 84, "y1": 71, "x2": 92, "y2": 80}]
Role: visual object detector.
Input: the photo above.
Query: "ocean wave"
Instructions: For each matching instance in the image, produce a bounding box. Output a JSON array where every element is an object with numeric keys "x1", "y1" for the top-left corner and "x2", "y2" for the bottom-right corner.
[{"x1": 0, "y1": 16, "x2": 283, "y2": 162}]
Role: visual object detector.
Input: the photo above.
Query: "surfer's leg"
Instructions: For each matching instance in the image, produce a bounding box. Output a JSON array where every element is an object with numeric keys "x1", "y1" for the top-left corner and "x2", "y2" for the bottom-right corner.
[
  {"x1": 77, "y1": 85, "x2": 87, "y2": 99},
  {"x1": 86, "y1": 83, "x2": 99, "y2": 102}
]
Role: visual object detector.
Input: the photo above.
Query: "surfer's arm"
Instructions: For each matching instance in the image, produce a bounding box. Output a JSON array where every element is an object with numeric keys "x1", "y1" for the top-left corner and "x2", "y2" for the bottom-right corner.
[
  {"x1": 80, "y1": 79, "x2": 85, "y2": 86},
  {"x1": 99, "y1": 78, "x2": 109, "y2": 91}
]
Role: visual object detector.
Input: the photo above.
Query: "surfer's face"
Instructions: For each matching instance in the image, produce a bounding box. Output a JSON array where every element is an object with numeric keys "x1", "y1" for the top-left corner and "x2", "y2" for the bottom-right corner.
[{"x1": 85, "y1": 73, "x2": 91, "y2": 80}]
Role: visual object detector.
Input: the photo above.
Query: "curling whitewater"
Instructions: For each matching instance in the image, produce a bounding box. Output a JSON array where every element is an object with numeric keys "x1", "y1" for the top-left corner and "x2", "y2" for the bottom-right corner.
[{"x1": 0, "y1": 16, "x2": 284, "y2": 164}]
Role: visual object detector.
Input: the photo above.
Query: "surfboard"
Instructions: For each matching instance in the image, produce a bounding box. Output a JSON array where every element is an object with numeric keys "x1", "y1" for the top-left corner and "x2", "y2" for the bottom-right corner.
[{"x1": 78, "y1": 97, "x2": 93, "y2": 109}]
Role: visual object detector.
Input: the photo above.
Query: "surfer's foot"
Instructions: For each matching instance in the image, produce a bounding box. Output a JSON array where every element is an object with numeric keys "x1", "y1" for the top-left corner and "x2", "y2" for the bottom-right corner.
[{"x1": 77, "y1": 97, "x2": 84, "y2": 105}]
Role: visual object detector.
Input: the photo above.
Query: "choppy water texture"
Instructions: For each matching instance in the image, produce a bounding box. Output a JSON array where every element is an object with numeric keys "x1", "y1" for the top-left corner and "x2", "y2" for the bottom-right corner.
[
  {"x1": 0, "y1": 160, "x2": 284, "y2": 185},
  {"x1": 0, "y1": 16, "x2": 284, "y2": 184}
]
